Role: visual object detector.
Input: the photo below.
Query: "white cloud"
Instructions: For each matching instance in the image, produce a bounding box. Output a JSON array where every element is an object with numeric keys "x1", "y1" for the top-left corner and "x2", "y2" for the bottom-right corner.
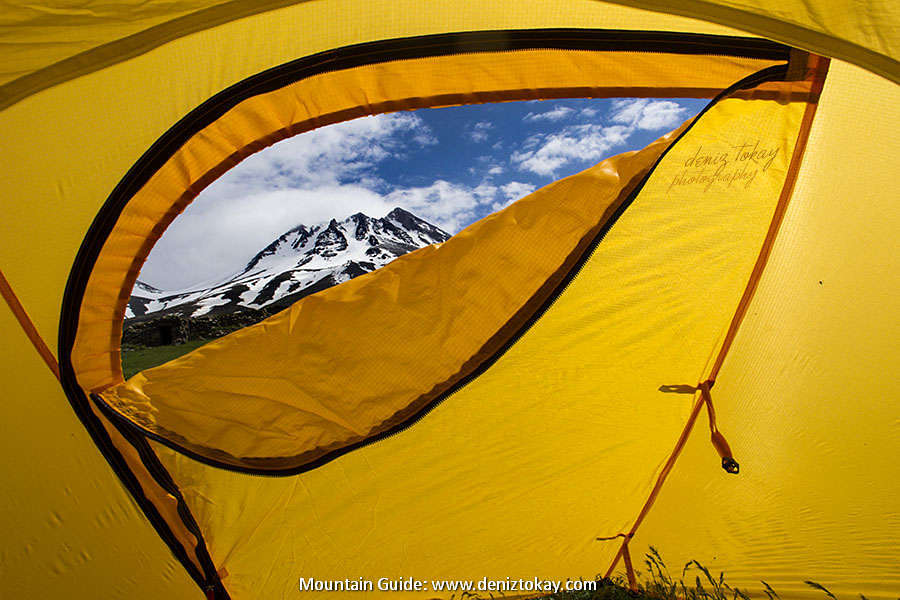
[
  {"x1": 491, "y1": 181, "x2": 537, "y2": 211},
  {"x1": 465, "y1": 120, "x2": 494, "y2": 143},
  {"x1": 487, "y1": 165, "x2": 504, "y2": 176},
  {"x1": 610, "y1": 99, "x2": 687, "y2": 130},
  {"x1": 501, "y1": 181, "x2": 536, "y2": 201},
  {"x1": 206, "y1": 112, "x2": 433, "y2": 194},
  {"x1": 511, "y1": 124, "x2": 630, "y2": 176},
  {"x1": 523, "y1": 106, "x2": 575, "y2": 122},
  {"x1": 386, "y1": 180, "x2": 498, "y2": 233},
  {"x1": 141, "y1": 113, "x2": 438, "y2": 288},
  {"x1": 524, "y1": 105, "x2": 598, "y2": 123},
  {"x1": 510, "y1": 99, "x2": 689, "y2": 176}
]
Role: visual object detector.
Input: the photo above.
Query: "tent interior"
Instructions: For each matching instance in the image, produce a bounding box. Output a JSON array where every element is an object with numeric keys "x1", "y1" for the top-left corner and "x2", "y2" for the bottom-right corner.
[{"x1": 1, "y1": 2, "x2": 897, "y2": 599}]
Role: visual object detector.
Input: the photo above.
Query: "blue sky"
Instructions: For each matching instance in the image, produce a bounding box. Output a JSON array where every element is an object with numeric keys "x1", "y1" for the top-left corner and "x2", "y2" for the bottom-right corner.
[{"x1": 141, "y1": 97, "x2": 708, "y2": 289}]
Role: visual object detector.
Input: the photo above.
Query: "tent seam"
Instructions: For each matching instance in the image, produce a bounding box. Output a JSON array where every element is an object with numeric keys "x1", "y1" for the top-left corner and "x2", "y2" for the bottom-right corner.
[
  {"x1": 0, "y1": 268, "x2": 59, "y2": 380},
  {"x1": 601, "y1": 0, "x2": 898, "y2": 83},
  {"x1": 0, "y1": 0, "x2": 314, "y2": 113}
]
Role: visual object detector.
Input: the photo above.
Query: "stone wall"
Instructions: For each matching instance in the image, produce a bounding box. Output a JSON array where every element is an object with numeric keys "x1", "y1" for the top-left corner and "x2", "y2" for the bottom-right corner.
[{"x1": 122, "y1": 309, "x2": 272, "y2": 347}]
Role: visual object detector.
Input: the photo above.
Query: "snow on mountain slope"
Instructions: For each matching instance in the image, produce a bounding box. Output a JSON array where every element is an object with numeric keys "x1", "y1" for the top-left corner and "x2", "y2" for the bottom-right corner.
[{"x1": 127, "y1": 207, "x2": 450, "y2": 320}]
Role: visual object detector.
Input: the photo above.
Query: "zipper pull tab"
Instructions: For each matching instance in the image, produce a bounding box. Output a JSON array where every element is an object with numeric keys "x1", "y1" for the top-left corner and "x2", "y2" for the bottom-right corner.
[{"x1": 699, "y1": 380, "x2": 740, "y2": 474}]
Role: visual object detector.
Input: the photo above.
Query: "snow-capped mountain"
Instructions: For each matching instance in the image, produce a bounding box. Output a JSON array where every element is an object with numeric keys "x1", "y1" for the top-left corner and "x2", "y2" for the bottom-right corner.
[{"x1": 126, "y1": 207, "x2": 450, "y2": 320}]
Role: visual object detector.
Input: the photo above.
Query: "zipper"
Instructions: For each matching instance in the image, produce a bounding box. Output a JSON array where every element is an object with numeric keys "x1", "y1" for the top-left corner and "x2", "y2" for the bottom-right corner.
[
  {"x1": 53, "y1": 380, "x2": 211, "y2": 588},
  {"x1": 98, "y1": 396, "x2": 231, "y2": 598}
]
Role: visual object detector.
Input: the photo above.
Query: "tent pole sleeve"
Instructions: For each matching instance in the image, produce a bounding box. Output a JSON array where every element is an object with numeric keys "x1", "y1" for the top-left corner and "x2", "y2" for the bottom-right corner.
[
  {"x1": 707, "y1": 54, "x2": 829, "y2": 383},
  {"x1": 0, "y1": 268, "x2": 59, "y2": 380}
]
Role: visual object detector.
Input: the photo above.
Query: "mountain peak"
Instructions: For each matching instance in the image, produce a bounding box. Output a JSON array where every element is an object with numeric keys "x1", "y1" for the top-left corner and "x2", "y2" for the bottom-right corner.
[
  {"x1": 385, "y1": 206, "x2": 450, "y2": 240},
  {"x1": 134, "y1": 280, "x2": 162, "y2": 294},
  {"x1": 128, "y1": 207, "x2": 451, "y2": 321},
  {"x1": 387, "y1": 206, "x2": 413, "y2": 218}
]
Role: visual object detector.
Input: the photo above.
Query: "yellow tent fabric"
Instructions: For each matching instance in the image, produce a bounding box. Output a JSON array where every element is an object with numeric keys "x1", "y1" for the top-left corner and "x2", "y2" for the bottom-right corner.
[
  {"x1": 0, "y1": 3, "x2": 896, "y2": 600},
  {"x1": 1, "y1": 0, "x2": 896, "y2": 107},
  {"x1": 629, "y1": 59, "x2": 900, "y2": 598}
]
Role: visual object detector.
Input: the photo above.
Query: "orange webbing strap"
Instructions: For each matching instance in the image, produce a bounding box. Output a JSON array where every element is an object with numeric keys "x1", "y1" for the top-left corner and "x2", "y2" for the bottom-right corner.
[
  {"x1": 597, "y1": 533, "x2": 638, "y2": 590},
  {"x1": 620, "y1": 539, "x2": 637, "y2": 591},
  {"x1": 601, "y1": 384, "x2": 734, "y2": 585},
  {"x1": 700, "y1": 380, "x2": 740, "y2": 474},
  {"x1": 0, "y1": 268, "x2": 60, "y2": 380},
  {"x1": 602, "y1": 393, "x2": 707, "y2": 583}
]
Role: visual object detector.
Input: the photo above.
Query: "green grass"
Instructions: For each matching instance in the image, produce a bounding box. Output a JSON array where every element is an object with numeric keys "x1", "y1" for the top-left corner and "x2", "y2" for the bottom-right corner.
[
  {"x1": 531, "y1": 548, "x2": 856, "y2": 600},
  {"x1": 121, "y1": 339, "x2": 209, "y2": 379}
]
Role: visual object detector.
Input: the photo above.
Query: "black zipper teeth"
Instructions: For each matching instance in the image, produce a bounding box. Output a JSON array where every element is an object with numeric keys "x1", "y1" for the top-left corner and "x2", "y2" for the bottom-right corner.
[
  {"x1": 56, "y1": 383, "x2": 210, "y2": 587},
  {"x1": 89, "y1": 62, "x2": 790, "y2": 478},
  {"x1": 94, "y1": 396, "x2": 231, "y2": 598}
]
